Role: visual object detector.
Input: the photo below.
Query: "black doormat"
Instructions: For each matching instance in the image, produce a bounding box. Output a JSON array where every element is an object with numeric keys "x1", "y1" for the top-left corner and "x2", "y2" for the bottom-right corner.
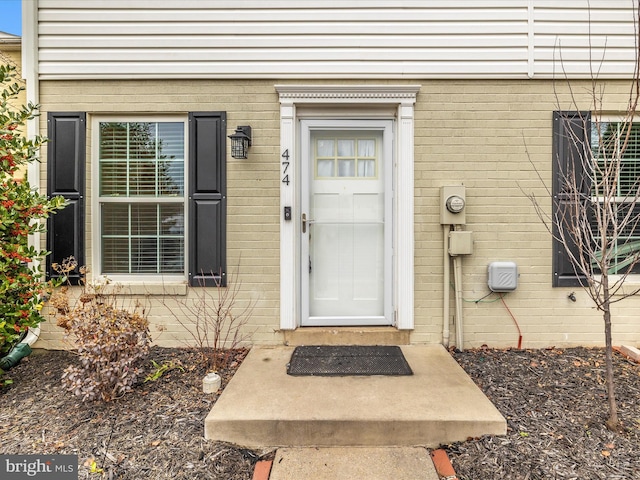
[{"x1": 286, "y1": 345, "x2": 413, "y2": 376}]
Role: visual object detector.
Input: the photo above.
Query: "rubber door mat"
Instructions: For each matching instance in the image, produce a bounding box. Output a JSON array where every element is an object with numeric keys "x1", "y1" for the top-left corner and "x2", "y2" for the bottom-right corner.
[{"x1": 286, "y1": 345, "x2": 413, "y2": 376}]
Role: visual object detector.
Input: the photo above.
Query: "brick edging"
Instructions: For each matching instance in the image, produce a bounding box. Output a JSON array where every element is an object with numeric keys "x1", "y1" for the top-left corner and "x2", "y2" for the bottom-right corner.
[
  {"x1": 252, "y1": 460, "x2": 273, "y2": 480},
  {"x1": 430, "y1": 448, "x2": 459, "y2": 479}
]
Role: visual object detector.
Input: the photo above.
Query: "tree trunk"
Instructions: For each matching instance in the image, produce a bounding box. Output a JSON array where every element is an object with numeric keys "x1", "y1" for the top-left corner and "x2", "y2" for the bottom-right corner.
[{"x1": 602, "y1": 290, "x2": 620, "y2": 431}]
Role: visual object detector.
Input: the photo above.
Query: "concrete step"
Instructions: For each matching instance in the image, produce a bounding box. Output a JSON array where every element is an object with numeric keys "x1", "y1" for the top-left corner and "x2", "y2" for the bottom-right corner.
[
  {"x1": 283, "y1": 326, "x2": 410, "y2": 346},
  {"x1": 205, "y1": 345, "x2": 506, "y2": 448},
  {"x1": 268, "y1": 447, "x2": 439, "y2": 480}
]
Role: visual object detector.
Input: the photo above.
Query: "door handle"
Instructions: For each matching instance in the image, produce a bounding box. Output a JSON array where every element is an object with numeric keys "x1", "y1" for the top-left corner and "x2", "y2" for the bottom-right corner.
[{"x1": 302, "y1": 213, "x2": 315, "y2": 233}]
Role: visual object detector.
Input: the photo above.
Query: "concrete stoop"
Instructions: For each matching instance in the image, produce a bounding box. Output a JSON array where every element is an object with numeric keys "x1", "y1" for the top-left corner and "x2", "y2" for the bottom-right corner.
[{"x1": 205, "y1": 345, "x2": 506, "y2": 448}]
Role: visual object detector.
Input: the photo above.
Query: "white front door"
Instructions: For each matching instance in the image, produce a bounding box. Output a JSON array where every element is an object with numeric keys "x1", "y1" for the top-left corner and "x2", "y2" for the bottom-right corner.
[{"x1": 301, "y1": 120, "x2": 393, "y2": 326}]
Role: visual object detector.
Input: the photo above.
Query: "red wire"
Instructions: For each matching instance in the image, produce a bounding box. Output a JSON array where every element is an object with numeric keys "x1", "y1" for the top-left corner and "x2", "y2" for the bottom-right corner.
[{"x1": 499, "y1": 293, "x2": 522, "y2": 349}]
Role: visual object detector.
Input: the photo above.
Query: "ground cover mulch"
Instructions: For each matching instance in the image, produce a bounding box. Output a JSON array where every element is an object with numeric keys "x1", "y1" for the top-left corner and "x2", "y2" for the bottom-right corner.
[
  {"x1": 0, "y1": 346, "x2": 264, "y2": 479},
  {"x1": 1, "y1": 345, "x2": 639, "y2": 479},
  {"x1": 449, "y1": 347, "x2": 640, "y2": 480}
]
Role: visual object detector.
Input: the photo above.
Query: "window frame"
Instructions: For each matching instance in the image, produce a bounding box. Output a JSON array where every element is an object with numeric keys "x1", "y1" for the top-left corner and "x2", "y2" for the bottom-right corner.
[
  {"x1": 91, "y1": 115, "x2": 189, "y2": 283},
  {"x1": 590, "y1": 115, "x2": 640, "y2": 276},
  {"x1": 313, "y1": 132, "x2": 380, "y2": 180}
]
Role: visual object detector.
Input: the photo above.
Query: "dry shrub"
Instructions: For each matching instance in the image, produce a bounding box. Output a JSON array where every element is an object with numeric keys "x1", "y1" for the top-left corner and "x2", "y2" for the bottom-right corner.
[
  {"x1": 51, "y1": 258, "x2": 151, "y2": 402},
  {"x1": 160, "y1": 265, "x2": 254, "y2": 372}
]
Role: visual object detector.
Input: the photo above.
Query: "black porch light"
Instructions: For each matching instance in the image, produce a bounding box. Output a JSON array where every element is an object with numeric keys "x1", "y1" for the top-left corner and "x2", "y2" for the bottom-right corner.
[{"x1": 228, "y1": 125, "x2": 252, "y2": 159}]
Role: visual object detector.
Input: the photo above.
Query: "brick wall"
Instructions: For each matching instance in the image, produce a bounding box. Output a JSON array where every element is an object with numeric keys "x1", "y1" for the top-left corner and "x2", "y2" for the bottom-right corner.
[
  {"x1": 411, "y1": 79, "x2": 638, "y2": 348},
  {"x1": 35, "y1": 79, "x2": 640, "y2": 350}
]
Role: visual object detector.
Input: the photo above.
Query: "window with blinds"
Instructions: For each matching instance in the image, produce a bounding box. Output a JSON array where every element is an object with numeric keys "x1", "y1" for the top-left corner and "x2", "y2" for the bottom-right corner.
[
  {"x1": 590, "y1": 120, "x2": 640, "y2": 274},
  {"x1": 98, "y1": 121, "x2": 186, "y2": 275}
]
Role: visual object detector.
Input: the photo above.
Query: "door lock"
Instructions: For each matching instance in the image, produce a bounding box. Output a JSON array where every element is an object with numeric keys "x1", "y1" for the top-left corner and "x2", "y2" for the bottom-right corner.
[{"x1": 302, "y1": 213, "x2": 307, "y2": 233}]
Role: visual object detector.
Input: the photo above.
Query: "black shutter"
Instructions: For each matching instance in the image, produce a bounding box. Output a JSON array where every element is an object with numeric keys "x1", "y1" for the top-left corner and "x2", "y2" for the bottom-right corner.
[
  {"x1": 552, "y1": 111, "x2": 591, "y2": 287},
  {"x1": 46, "y1": 112, "x2": 86, "y2": 284},
  {"x1": 188, "y1": 112, "x2": 227, "y2": 287}
]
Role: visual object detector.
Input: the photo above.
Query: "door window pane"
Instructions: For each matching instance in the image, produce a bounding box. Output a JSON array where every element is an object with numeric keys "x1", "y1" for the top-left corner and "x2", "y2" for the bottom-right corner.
[
  {"x1": 358, "y1": 139, "x2": 375, "y2": 156},
  {"x1": 314, "y1": 134, "x2": 378, "y2": 179},
  {"x1": 317, "y1": 139, "x2": 334, "y2": 157},
  {"x1": 338, "y1": 159, "x2": 355, "y2": 177},
  {"x1": 317, "y1": 159, "x2": 334, "y2": 177},
  {"x1": 358, "y1": 159, "x2": 376, "y2": 177},
  {"x1": 337, "y1": 139, "x2": 355, "y2": 156}
]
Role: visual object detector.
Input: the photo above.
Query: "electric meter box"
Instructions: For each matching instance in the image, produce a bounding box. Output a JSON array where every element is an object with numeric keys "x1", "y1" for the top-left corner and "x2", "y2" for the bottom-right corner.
[
  {"x1": 488, "y1": 261, "x2": 518, "y2": 292},
  {"x1": 440, "y1": 185, "x2": 466, "y2": 225}
]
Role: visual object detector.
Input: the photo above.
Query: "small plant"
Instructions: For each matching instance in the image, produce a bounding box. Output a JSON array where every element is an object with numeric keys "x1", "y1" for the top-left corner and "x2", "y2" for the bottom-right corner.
[
  {"x1": 0, "y1": 368, "x2": 13, "y2": 387},
  {"x1": 51, "y1": 258, "x2": 151, "y2": 402},
  {"x1": 160, "y1": 264, "x2": 254, "y2": 372},
  {"x1": 144, "y1": 359, "x2": 184, "y2": 383}
]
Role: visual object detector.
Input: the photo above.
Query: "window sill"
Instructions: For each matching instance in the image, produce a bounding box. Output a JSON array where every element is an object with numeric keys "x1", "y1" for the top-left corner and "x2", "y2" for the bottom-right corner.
[
  {"x1": 90, "y1": 280, "x2": 188, "y2": 296},
  {"x1": 592, "y1": 275, "x2": 640, "y2": 296}
]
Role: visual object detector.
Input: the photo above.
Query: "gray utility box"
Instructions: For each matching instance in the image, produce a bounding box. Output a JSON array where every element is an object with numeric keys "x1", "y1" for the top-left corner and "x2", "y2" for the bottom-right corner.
[
  {"x1": 448, "y1": 231, "x2": 473, "y2": 256},
  {"x1": 488, "y1": 261, "x2": 518, "y2": 292}
]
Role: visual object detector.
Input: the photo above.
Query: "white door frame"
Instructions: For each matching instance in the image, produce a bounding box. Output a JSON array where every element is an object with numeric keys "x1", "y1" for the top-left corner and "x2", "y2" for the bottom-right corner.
[
  {"x1": 276, "y1": 84, "x2": 419, "y2": 331},
  {"x1": 300, "y1": 119, "x2": 393, "y2": 326}
]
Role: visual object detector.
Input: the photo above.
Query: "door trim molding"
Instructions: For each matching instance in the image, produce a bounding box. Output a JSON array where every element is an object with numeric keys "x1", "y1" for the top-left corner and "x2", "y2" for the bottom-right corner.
[{"x1": 276, "y1": 85, "x2": 420, "y2": 331}]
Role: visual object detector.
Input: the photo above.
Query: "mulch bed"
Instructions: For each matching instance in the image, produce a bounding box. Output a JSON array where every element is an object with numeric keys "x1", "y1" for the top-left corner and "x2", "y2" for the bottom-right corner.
[
  {"x1": 0, "y1": 346, "x2": 266, "y2": 479},
  {"x1": 1, "y1": 345, "x2": 638, "y2": 479},
  {"x1": 449, "y1": 347, "x2": 640, "y2": 480}
]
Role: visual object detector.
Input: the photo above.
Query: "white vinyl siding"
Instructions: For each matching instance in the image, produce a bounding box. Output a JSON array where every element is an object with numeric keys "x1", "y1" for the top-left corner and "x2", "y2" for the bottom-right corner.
[
  {"x1": 533, "y1": 1, "x2": 638, "y2": 77},
  {"x1": 33, "y1": 0, "x2": 638, "y2": 80}
]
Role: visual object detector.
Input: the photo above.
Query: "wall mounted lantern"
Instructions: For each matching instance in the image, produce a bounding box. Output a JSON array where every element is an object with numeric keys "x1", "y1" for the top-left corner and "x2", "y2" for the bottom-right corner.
[{"x1": 228, "y1": 126, "x2": 252, "y2": 159}]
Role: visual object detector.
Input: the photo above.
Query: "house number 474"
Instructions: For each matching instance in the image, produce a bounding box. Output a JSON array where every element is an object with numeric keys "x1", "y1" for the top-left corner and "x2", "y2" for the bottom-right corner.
[{"x1": 282, "y1": 149, "x2": 290, "y2": 185}]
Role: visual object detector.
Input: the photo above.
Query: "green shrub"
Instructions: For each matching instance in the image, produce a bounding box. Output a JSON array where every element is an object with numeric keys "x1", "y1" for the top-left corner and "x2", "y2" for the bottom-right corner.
[{"x1": 0, "y1": 64, "x2": 66, "y2": 358}]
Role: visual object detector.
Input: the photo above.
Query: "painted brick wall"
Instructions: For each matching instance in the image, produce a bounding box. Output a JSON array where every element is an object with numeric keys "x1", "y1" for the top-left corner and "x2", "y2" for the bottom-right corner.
[
  {"x1": 36, "y1": 80, "x2": 283, "y2": 349},
  {"x1": 35, "y1": 79, "x2": 640, "y2": 350},
  {"x1": 411, "y1": 79, "x2": 639, "y2": 348}
]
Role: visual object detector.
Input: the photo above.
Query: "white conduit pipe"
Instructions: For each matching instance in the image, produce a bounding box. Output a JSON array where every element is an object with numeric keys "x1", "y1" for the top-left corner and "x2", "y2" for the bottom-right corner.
[
  {"x1": 442, "y1": 225, "x2": 451, "y2": 347},
  {"x1": 453, "y1": 254, "x2": 464, "y2": 351}
]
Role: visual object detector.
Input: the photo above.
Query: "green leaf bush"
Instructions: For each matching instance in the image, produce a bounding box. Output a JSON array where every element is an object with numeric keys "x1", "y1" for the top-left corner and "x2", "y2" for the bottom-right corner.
[{"x1": 0, "y1": 64, "x2": 66, "y2": 360}]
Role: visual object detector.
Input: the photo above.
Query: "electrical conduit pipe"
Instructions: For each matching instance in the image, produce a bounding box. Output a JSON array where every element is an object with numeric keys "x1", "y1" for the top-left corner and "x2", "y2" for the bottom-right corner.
[
  {"x1": 443, "y1": 224, "x2": 465, "y2": 351},
  {"x1": 453, "y1": 254, "x2": 464, "y2": 351},
  {"x1": 442, "y1": 224, "x2": 451, "y2": 347}
]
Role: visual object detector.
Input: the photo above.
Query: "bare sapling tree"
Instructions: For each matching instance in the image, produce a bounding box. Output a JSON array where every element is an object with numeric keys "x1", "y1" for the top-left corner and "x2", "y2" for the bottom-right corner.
[
  {"x1": 159, "y1": 264, "x2": 255, "y2": 372},
  {"x1": 527, "y1": 3, "x2": 640, "y2": 432}
]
